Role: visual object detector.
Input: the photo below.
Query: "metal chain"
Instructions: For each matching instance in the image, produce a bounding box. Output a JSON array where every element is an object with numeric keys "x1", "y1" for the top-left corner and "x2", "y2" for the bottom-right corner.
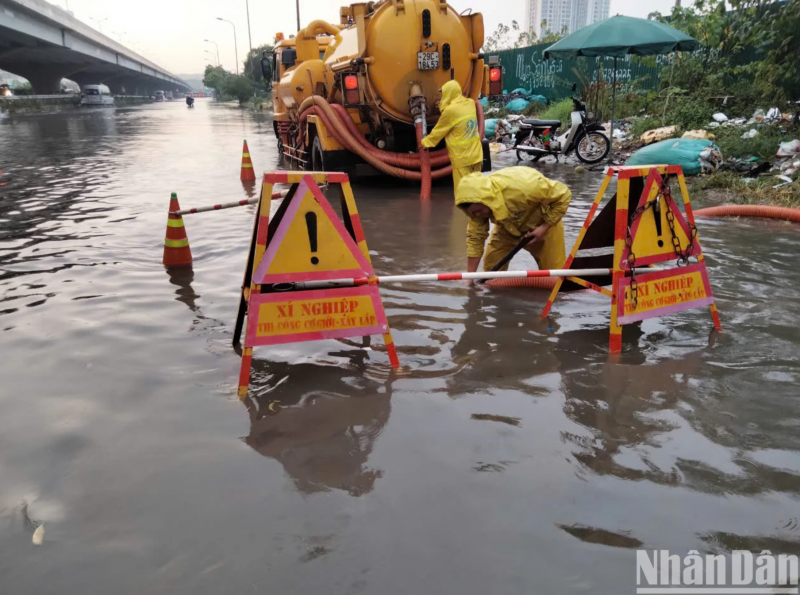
[
  {"x1": 661, "y1": 182, "x2": 698, "y2": 267},
  {"x1": 624, "y1": 176, "x2": 698, "y2": 310},
  {"x1": 625, "y1": 196, "x2": 657, "y2": 311}
]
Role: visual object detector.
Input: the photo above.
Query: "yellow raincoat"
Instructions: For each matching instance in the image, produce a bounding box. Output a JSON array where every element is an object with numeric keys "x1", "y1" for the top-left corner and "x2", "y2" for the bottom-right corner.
[
  {"x1": 455, "y1": 167, "x2": 572, "y2": 271},
  {"x1": 421, "y1": 80, "x2": 483, "y2": 189}
]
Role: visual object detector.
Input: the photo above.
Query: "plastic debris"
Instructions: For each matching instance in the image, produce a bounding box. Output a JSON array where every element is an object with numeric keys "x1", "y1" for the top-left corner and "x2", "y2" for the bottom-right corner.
[
  {"x1": 741, "y1": 129, "x2": 759, "y2": 139},
  {"x1": 712, "y1": 113, "x2": 729, "y2": 122},
  {"x1": 627, "y1": 138, "x2": 722, "y2": 175},
  {"x1": 753, "y1": 108, "x2": 765, "y2": 122},
  {"x1": 773, "y1": 175, "x2": 793, "y2": 189},
  {"x1": 682, "y1": 130, "x2": 714, "y2": 141},
  {"x1": 777, "y1": 140, "x2": 800, "y2": 157},
  {"x1": 708, "y1": 122, "x2": 721, "y2": 128},
  {"x1": 612, "y1": 128, "x2": 627, "y2": 141},
  {"x1": 32, "y1": 524, "x2": 45, "y2": 546},
  {"x1": 640, "y1": 125, "x2": 679, "y2": 145},
  {"x1": 505, "y1": 98, "x2": 530, "y2": 112},
  {"x1": 766, "y1": 107, "x2": 781, "y2": 121}
]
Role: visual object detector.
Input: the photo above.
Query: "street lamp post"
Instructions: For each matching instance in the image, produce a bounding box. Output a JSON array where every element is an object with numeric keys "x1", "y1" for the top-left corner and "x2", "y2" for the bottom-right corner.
[
  {"x1": 203, "y1": 39, "x2": 220, "y2": 67},
  {"x1": 204, "y1": 50, "x2": 218, "y2": 66},
  {"x1": 216, "y1": 17, "x2": 239, "y2": 75},
  {"x1": 89, "y1": 17, "x2": 108, "y2": 33},
  {"x1": 245, "y1": 0, "x2": 257, "y2": 98},
  {"x1": 296, "y1": 0, "x2": 301, "y2": 31}
]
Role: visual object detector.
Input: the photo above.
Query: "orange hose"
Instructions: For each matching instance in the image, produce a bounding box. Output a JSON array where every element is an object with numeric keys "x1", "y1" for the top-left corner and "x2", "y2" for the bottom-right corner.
[
  {"x1": 298, "y1": 100, "x2": 453, "y2": 180},
  {"x1": 485, "y1": 276, "x2": 558, "y2": 289},
  {"x1": 416, "y1": 120, "x2": 432, "y2": 199},
  {"x1": 474, "y1": 98, "x2": 485, "y2": 139},
  {"x1": 693, "y1": 205, "x2": 800, "y2": 222},
  {"x1": 329, "y1": 103, "x2": 451, "y2": 167}
]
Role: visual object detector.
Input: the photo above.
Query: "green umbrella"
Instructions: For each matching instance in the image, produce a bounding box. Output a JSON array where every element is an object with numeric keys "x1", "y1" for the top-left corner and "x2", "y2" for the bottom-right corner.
[{"x1": 543, "y1": 15, "x2": 699, "y2": 159}]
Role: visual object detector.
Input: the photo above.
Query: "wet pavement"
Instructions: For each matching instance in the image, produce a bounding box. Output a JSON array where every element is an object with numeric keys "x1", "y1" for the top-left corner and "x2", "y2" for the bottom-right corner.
[{"x1": 1, "y1": 100, "x2": 800, "y2": 594}]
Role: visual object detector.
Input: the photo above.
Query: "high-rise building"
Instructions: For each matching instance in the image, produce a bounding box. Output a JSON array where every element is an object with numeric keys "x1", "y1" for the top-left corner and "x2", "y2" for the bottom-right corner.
[{"x1": 525, "y1": 0, "x2": 610, "y2": 39}]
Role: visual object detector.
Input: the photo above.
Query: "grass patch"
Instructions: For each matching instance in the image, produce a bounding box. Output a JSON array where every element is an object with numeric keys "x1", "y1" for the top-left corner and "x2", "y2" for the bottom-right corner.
[
  {"x1": 540, "y1": 98, "x2": 574, "y2": 128},
  {"x1": 689, "y1": 170, "x2": 800, "y2": 208},
  {"x1": 711, "y1": 124, "x2": 789, "y2": 161}
]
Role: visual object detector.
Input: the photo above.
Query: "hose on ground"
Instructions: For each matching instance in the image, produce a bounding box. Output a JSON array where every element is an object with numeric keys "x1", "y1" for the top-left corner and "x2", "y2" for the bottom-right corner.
[
  {"x1": 693, "y1": 204, "x2": 800, "y2": 223},
  {"x1": 485, "y1": 276, "x2": 558, "y2": 290}
]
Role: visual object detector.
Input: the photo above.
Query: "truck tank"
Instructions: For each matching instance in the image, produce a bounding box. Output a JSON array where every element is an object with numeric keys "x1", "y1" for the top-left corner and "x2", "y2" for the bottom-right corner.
[{"x1": 270, "y1": 0, "x2": 489, "y2": 197}]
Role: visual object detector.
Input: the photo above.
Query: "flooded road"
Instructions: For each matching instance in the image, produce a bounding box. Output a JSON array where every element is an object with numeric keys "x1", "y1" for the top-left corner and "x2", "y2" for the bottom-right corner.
[{"x1": 2, "y1": 101, "x2": 800, "y2": 594}]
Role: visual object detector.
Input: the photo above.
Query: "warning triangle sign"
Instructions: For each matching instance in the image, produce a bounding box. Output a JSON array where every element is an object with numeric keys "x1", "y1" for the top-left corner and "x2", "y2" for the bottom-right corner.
[
  {"x1": 253, "y1": 178, "x2": 373, "y2": 284},
  {"x1": 621, "y1": 169, "x2": 698, "y2": 268}
]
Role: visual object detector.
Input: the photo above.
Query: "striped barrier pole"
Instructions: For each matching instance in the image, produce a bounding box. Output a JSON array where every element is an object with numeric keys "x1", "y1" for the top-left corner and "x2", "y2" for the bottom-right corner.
[
  {"x1": 271, "y1": 268, "x2": 652, "y2": 290},
  {"x1": 169, "y1": 190, "x2": 288, "y2": 216}
]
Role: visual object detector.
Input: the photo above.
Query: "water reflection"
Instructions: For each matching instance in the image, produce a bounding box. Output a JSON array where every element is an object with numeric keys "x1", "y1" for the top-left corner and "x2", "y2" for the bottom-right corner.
[{"x1": 243, "y1": 358, "x2": 391, "y2": 496}]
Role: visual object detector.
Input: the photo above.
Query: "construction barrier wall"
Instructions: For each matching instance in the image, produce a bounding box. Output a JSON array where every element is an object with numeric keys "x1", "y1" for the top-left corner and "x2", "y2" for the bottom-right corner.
[{"x1": 492, "y1": 42, "x2": 664, "y2": 103}]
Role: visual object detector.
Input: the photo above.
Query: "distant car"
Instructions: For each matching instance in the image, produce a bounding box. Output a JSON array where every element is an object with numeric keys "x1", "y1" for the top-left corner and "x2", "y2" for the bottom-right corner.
[
  {"x1": 0, "y1": 84, "x2": 12, "y2": 97},
  {"x1": 80, "y1": 84, "x2": 114, "y2": 106}
]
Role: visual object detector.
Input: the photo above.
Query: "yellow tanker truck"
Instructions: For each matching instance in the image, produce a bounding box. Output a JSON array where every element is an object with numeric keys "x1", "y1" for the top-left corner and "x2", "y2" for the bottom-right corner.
[{"x1": 260, "y1": 0, "x2": 500, "y2": 196}]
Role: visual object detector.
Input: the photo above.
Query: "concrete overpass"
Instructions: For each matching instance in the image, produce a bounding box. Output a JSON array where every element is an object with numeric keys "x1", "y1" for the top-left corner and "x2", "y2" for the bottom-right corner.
[{"x1": 0, "y1": 0, "x2": 190, "y2": 94}]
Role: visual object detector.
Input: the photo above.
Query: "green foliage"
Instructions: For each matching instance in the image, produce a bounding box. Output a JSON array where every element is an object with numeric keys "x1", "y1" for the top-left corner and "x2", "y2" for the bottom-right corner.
[
  {"x1": 629, "y1": 116, "x2": 665, "y2": 137},
  {"x1": 712, "y1": 125, "x2": 787, "y2": 161},
  {"x1": 540, "y1": 98, "x2": 574, "y2": 128},
  {"x1": 483, "y1": 20, "x2": 536, "y2": 51},
  {"x1": 202, "y1": 65, "x2": 230, "y2": 95},
  {"x1": 243, "y1": 43, "x2": 274, "y2": 90},
  {"x1": 689, "y1": 171, "x2": 800, "y2": 208},
  {"x1": 224, "y1": 74, "x2": 255, "y2": 105},
  {"x1": 649, "y1": 0, "x2": 800, "y2": 104},
  {"x1": 483, "y1": 20, "x2": 565, "y2": 52}
]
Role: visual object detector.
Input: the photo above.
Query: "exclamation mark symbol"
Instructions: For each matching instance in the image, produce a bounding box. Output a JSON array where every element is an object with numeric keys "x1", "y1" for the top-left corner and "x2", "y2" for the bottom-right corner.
[
  {"x1": 654, "y1": 198, "x2": 664, "y2": 248},
  {"x1": 305, "y1": 212, "x2": 319, "y2": 265}
]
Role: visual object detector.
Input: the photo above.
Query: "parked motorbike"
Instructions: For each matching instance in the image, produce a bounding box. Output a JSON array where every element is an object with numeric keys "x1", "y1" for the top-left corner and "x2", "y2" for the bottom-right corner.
[{"x1": 514, "y1": 85, "x2": 610, "y2": 164}]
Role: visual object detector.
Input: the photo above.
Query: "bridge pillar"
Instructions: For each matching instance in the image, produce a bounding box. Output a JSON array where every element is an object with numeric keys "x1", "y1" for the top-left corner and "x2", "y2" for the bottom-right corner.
[{"x1": 18, "y1": 67, "x2": 66, "y2": 94}]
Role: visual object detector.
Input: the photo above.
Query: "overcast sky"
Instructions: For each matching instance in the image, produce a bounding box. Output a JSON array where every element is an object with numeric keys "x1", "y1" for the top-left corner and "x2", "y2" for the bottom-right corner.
[{"x1": 52, "y1": 0, "x2": 676, "y2": 76}]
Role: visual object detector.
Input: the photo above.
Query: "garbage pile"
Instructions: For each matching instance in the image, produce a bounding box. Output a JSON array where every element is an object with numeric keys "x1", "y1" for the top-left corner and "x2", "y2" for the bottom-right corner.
[
  {"x1": 708, "y1": 107, "x2": 793, "y2": 129},
  {"x1": 486, "y1": 88, "x2": 548, "y2": 113},
  {"x1": 627, "y1": 139, "x2": 723, "y2": 175}
]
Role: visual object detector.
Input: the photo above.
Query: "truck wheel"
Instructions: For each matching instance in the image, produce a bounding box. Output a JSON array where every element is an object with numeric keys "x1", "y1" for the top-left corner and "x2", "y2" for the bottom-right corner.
[{"x1": 312, "y1": 136, "x2": 325, "y2": 171}]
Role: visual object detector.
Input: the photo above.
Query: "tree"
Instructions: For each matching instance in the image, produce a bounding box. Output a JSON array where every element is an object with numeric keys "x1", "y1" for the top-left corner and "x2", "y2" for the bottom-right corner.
[
  {"x1": 243, "y1": 43, "x2": 275, "y2": 90},
  {"x1": 224, "y1": 74, "x2": 254, "y2": 105},
  {"x1": 483, "y1": 20, "x2": 537, "y2": 52},
  {"x1": 202, "y1": 65, "x2": 230, "y2": 97},
  {"x1": 483, "y1": 19, "x2": 566, "y2": 52}
]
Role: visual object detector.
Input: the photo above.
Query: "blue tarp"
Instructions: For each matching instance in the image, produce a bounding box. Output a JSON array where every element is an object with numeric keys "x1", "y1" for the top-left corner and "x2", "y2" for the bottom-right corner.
[
  {"x1": 506, "y1": 98, "x2": 530, "y2": 112},
  {"x1": 484, "y1": 118, "x2": 498, "y2": 138},
  {"x1": 480, "y1": 97, "x2": 489, "y2": 107},
  {"x1": 626, "y1": 139, "x2": 718, "y2": 176}
]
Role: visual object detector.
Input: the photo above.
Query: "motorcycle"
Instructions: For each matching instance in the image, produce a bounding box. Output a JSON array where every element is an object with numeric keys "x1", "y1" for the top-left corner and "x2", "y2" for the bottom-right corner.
[{"x1": 514, "y1": 85, "x2": 610, "y2": 165}]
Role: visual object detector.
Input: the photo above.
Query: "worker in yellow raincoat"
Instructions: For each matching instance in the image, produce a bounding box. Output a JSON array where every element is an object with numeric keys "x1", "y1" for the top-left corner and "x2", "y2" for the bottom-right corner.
[
  {"x1": 421, "y1": 80, "x2": 483, "y2": 191},
  {"x1": 454, "y1": 167, "x2": 572, "y2": 273}
]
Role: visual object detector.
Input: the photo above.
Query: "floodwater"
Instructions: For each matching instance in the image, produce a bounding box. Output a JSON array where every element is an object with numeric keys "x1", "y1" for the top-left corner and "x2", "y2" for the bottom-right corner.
[{"x1": 1, "y1": 101, "x2": 800, "y2": 595}]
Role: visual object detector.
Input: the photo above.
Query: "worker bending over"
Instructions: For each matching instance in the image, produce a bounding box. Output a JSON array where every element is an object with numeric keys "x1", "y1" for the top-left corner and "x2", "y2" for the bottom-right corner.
[
  {"x1": 455, "y1": 167, "x2": 572, "y2": 272},
  {"x1": 421, "y1": 80, "x2": 483, "y2": 191}
]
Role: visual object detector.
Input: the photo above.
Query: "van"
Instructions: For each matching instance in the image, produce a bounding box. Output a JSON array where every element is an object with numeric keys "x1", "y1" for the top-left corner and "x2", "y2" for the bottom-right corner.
[
  {"x1": 154, "y1": 90, "x2": 166, "y2": 102},
  {"x1": 81, "y1": 84, "x2": 114, "y2": 106}
]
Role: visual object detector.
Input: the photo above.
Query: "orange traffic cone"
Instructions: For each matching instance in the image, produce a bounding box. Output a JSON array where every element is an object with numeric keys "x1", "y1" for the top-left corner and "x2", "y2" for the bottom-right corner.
[
  {"x1": 240, "y1": 140, "x2": 256, "y2": 181},
  {"x1": 162, "y1": 192, "x2": 192, "y2": 267}
]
